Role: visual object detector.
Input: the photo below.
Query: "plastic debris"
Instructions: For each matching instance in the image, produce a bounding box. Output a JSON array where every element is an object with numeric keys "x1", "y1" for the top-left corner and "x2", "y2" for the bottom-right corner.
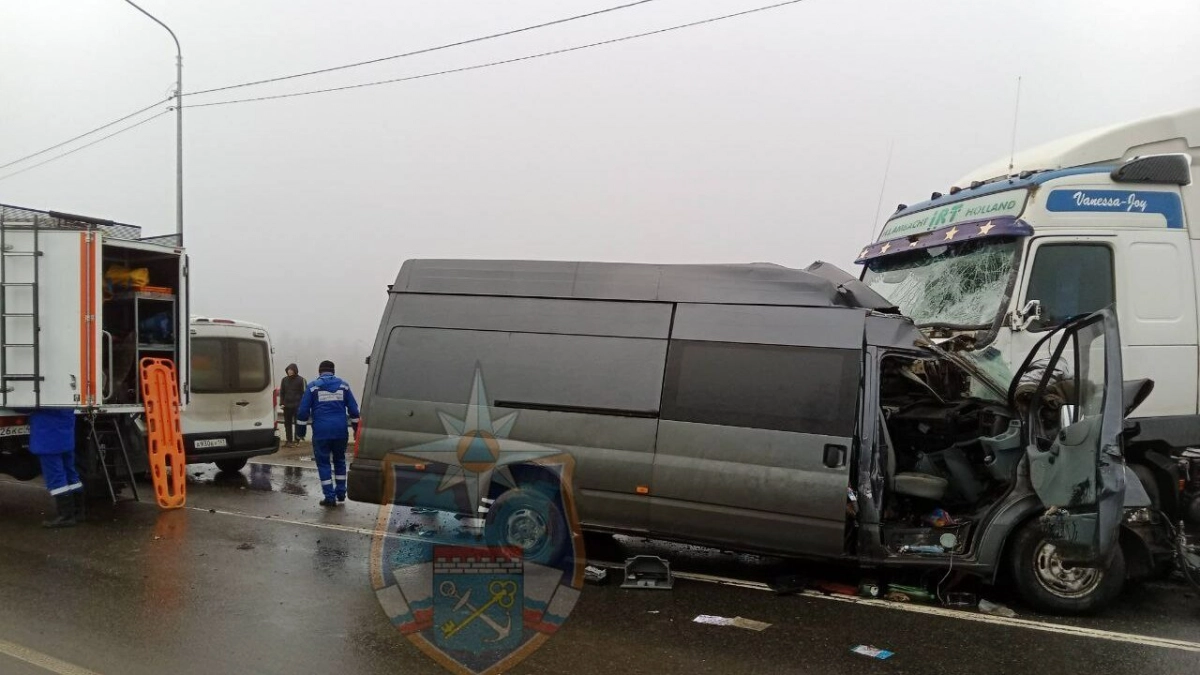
[
  {"x1": 884, "y1": 584, "x2": 934, "y2": 604},
  {"x1": 923, "y1": 507, "x2": 957, "y2": 527},
  {"x1": 769, "y1": 574, "x2": 808, "y2": 596},
  {"x1": 622, "y1": 555, "x2": 674, "y2": 590},
  {"x1": 815, "y1": 581, "x2": 859, "y2": 596},
  {"x1": 584, "y1": 565, "x2": 609, "y2": 585},
  {"x1": 943, "y1": 591, "x2": 976, "y2": 608},
  {"x1": 236, "y1": 543, "x2": 255, "y2": 551},
  {"x1": 978, "y1": 599, "x2": 1017, "y2": 617},
  {"x1": 693, "y1": 615, "x2": 771, "y2": 631},
  {"x1": 851, "y1": 645, "x2": 894, "y2": 660},
  {"x1": 858, "y1": 580, "x2": 881, "y2": 599}
]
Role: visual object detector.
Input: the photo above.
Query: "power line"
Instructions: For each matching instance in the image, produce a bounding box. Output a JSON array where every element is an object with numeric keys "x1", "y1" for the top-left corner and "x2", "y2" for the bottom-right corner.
[
  {"x1": 185, "y1": 0, "x2": 665, "y2": 97},
  {"x1": 188, "y1": 0, "x2": 809, "y2": 109},
  {"x1": 0, "y1": 97, "x2": 170, "y2": 171},
  {"x1": 0, "y1": 111, "x2": 170, "y2": 182}
]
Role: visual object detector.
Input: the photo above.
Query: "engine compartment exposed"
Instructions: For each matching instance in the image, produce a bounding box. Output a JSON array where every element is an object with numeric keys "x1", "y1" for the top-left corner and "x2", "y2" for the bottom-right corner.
[{"x1": 878, "y1": 354, "x2": 1022, "y2": 554}]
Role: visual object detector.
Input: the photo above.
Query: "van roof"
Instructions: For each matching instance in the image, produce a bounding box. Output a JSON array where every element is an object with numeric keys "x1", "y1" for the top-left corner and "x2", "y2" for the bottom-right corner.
[
  {"x1": 393, "y1": 259, "x2": 894, "y2": 310},
  {"x1": 190, "y1": 316, "x2": 269, "y2": 331}
]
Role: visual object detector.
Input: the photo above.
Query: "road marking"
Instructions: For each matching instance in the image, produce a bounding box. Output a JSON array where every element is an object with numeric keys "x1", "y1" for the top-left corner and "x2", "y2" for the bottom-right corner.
[
  {"x1": 647, "y1": 568, "x2": 1200, "y2": 653},
  {"x1": 0, "y1": 638, "x2": 103, "y2": 675}
]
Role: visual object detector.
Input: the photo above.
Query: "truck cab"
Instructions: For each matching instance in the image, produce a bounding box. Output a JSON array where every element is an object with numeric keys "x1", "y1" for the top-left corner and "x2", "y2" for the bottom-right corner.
[{"x1": 857, "y1": 108, "x2": 1200, "y2": 522}]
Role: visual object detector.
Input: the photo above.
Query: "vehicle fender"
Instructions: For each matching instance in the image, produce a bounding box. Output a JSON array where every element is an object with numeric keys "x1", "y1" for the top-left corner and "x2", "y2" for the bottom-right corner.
[{"x1": 978, "y1": 493, "x2": 1045, "y2": 582}]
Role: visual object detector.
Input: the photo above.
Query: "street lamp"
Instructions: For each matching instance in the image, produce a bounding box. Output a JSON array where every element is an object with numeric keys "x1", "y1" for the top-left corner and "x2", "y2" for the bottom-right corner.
[{"x1": 122, "y1": 0, "x2": 183, "y2": 246}]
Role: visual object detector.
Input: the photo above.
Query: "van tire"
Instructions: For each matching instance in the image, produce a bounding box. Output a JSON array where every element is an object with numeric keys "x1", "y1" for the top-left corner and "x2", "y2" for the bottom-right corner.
[
  {"x1": 216, "y1": 458, "x2": 248, "y2": 473},
  {"x1": 1009, "y1": 520, "x2": 1125, "y2": 615},
  {"x1": 485, "y1": 488, "x2": 568, "y2": 566}
]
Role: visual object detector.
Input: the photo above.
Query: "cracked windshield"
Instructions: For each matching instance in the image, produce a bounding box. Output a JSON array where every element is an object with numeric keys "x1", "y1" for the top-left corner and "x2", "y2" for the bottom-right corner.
[{"x1": 863, "y1": 239, "x2": 1021, "y2": 328}]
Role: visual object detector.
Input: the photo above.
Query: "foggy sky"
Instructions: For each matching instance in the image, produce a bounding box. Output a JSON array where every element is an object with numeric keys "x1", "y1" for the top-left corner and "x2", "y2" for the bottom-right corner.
[{"x1": 2, "y1": 0, "x2": 1198, "y2": 391}]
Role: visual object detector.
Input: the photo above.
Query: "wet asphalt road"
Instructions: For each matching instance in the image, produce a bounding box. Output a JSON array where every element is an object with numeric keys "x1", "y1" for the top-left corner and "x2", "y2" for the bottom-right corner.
[{"x1": 1, "y1": 459, "x2": 1199, "y2": 675}]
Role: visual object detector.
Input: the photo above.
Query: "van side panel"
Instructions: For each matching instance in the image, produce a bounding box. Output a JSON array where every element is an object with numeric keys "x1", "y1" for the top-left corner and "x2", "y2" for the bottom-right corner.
[{"x1": 356, "y1": 295, "x2": 672, "y2": 530}]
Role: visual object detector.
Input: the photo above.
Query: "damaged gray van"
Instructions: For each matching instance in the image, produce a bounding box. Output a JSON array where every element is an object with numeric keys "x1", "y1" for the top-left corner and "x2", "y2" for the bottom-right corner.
[{"x1": 349, "y1": 259, "x2": 1173, "y2": 614}]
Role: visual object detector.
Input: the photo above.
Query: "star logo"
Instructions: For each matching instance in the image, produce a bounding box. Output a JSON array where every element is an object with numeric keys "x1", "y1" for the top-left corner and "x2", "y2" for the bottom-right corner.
[
  {"x1": 943, "y1": 226, "x2": 960, "y2": 241},
  {"x1": 908, "y1": 240, "x2": 920, "y2": 248},
  {"x1": 879, "y1": 242, "x2": 892, "y2": 254},
  {"x1": 388, "y1": 367, "x2": 563, "y2": 515},
  {"x1": 858, "y1": 248, "x2": 870, "y2": 259},
  {"x1": 978, "y1": 221, "x2": 995, "y2": 235}
]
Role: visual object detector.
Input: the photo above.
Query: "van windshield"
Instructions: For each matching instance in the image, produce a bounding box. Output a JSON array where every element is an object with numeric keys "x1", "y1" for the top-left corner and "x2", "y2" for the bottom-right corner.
[
  {"x1": 192, "y1": 336, "x2": 270, "y2": 393},
  {"x1": 862, "y1": 238, "x2": 1021, "y2": 329}
]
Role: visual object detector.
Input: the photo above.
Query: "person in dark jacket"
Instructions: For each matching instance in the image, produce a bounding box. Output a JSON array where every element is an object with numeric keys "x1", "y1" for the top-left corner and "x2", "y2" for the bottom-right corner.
[
  {"x1": 27, "y1": 408, "x2": 83, "y2": 528},
  {"x1": 296, "y1": 360, "x2": 360, "y2": 507},
  {"x1": 279, "y1": 363, "x2": 306, "y2": 448}
]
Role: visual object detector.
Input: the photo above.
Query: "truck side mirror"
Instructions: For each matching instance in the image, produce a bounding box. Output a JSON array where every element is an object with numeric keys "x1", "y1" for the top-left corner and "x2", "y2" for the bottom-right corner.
[{"x1": 1010, "y1": 299, "x2": 1042, "y2": 332}]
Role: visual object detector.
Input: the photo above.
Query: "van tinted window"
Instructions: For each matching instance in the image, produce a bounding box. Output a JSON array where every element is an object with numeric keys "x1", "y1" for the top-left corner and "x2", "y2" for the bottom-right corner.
[
  {"x1": 661, "y1": 340, "x2": 860, "y2": 436},
  {"x1": 376, "y1": 327, "x2": 666, "y2": 414},
  {"x1": 191, "y1": 337, "x2": 270, "y2": 394},
  {"x1": 191, "y1": 338, "x2": 227, "y2": 393}
]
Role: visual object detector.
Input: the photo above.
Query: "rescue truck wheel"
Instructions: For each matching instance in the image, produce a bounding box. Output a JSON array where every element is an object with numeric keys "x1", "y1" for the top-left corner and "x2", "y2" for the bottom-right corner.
[{"x1": 1009, "y1": 520, "x2": 1125, "y2": 615}]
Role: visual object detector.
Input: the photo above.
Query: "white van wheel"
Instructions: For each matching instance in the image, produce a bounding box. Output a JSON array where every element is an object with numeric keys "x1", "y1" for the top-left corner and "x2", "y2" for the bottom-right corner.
[{"x1": 1033, "y1": 542, "x2": 1104, "y2": 598}]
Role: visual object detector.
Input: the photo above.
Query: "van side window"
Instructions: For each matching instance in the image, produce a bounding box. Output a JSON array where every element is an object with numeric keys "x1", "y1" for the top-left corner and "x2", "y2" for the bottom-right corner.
[
  {"x1": 660, "y1": 341, "x2": 860, "y2": 437},
  {"x1": 1025, "y1": 244, "x2": 1114, "y2": 329},
  {"x1": 376, "y1": 327, "x2": 666, "y2": 415}
]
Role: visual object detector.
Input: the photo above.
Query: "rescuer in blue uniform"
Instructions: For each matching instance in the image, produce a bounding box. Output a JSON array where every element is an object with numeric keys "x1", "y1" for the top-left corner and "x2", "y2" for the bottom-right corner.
[
  {"x1": 296, "y1": 360, "x2": 360, "y2": 507},
  {"x1": 28, "y1": 408, "x2": 84, "y2": 527}
]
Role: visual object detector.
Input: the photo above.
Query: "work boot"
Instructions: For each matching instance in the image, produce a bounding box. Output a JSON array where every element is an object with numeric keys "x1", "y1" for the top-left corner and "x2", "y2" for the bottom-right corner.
[
  {"x1": 72, "y1": 489, "x2": 86, "y2": 521},
  {"x1": 319, "y1": 497, "x2": 337, "y2": 507},
  {"x1": 42, "y1": 494, "x2": 77, "y2": 529}
]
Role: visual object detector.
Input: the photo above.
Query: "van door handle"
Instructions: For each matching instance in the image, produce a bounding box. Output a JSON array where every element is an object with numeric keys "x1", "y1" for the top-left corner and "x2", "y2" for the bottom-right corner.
[
  {"x1": 234, "y1": 401, "x2": 250, "y2": 407},
  {"x1": 823, "y1": 444, "x2": 847, "y2": 468}
]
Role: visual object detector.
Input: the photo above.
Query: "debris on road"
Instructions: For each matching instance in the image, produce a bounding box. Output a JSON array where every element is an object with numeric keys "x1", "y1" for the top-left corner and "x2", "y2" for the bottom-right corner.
[
  {"x1": 943, "y1": 591, "x2": 976, "y2": 608},
  {"x1": 815, "y1": 581, "x2": 858, "y2": 597},
  {"x1": 769, "y1": 574, "x2": 807, "y2": 596},
  {"x1": 851, "y1": 645, "x2": 894, "y2": 660},
  {"x1": 858, "y1": 580, "x2": 881, "y2": 599},
  {"x1": 411, "y1": 507, "x2": 438, "y2": 515},
  {"x1": 622, "y1": 555, "x2": 673, "y2": 590},
  {"x1": 418, "y1": 529, "x2": 437, "y2": 537},
  {"x1": 237, "y1": 542, "x2": 255, "y2": 551},
  {"x1": 978, "y1": 599, "x2": 1017, "y2": 617},
  {"x1": 584, "y1": 565, "x2": 609, "y2": 585},
  {"x1": 692, "y1": 615, "x2": 771, "y2": 631},
  {"x1": 884, "y1": 584, "x2": 934, "y2": 604}
]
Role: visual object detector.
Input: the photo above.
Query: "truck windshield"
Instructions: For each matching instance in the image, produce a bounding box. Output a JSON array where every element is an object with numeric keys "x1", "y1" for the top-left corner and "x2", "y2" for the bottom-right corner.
[{"x1": 862, "y1": 238, "x2": 1021, "y2": 328}]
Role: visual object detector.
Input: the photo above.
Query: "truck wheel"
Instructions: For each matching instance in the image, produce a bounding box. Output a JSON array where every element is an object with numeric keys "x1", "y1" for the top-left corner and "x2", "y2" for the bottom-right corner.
[
  {"x1": 1009, "y1": 520, "x2": 1125, "y2": 615},
  {"x1": 216, "y1": 458, "x2": 247, "y2": 473},
  {"x1": 485, "y1": 488, "x2": 568, "y2": 566}
]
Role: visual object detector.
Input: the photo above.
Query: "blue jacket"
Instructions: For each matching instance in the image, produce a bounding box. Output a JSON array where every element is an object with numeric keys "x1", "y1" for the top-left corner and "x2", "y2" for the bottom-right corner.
[
  {"x1": 26, "y1": 408, "x2": 77, "y2": 455},
  {"x1": 296, "y1": 374, "x2": 360, "y2": 441}
]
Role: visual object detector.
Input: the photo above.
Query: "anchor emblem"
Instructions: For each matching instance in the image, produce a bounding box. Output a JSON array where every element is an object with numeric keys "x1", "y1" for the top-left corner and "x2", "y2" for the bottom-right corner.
[{"x1": 438, "y1": 579, "x2": 518, "y2": 642}]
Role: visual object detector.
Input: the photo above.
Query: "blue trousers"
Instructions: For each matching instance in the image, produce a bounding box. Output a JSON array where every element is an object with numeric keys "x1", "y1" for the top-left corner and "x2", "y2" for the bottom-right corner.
[
  {"x1": 38, "y1": 450, "x2": 82, "y2": 496},
  {"x1": 312, "y1": 438, "x2": 347, "y2": 500}
]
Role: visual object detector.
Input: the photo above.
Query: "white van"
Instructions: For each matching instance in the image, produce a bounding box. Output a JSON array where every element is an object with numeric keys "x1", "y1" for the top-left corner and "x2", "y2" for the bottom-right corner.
[{"x1": 183, "y1": 317, "x2": 279, "y2": 472}]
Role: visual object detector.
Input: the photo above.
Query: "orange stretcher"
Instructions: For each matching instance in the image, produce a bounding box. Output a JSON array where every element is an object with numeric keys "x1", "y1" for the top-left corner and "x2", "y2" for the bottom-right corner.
[{"x1": 140, "y1": 358, "x2": 186, "y2": 509}]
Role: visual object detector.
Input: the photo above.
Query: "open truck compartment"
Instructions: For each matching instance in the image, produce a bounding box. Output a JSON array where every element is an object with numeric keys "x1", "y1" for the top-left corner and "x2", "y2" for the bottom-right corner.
[{"x1": 0, "y1": 203, "x2": 187, "y2": 412}]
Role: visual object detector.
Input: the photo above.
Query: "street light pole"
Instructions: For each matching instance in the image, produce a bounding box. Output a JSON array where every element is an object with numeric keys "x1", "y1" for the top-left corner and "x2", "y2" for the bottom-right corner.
[{"x1": 122, "y1": 0, "x2": 183, "y2": 246}]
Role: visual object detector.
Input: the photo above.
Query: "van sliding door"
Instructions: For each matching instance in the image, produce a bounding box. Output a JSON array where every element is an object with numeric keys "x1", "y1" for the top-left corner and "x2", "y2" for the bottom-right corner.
[{"x1": 652, "y1": 305, "x2": 866, "y2": 557}]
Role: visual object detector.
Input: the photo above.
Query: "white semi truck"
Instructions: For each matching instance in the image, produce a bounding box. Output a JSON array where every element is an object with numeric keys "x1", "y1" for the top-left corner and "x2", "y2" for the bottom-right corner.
[
  {"x1": 0, "y1": 204, "x2": 189, "y2": 501},
  {"x1": 857, "y1": 108, "x2": 1200, "y2": 530}
]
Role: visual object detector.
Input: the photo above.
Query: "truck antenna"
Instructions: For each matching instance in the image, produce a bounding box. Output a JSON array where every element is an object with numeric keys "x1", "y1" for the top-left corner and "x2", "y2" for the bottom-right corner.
[
  {"x1": 1007, "y1": 76, "x2": 1023, "y2": 173},
  {"x1": 869, "y1": 140, "x2": 896, "y2": 240}
]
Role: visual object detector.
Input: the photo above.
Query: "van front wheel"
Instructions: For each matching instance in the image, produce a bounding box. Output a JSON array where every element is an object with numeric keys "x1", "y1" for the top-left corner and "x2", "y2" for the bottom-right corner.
[{"x1": 1009, "y1": 520, "x2": 1125, "y2": 615}]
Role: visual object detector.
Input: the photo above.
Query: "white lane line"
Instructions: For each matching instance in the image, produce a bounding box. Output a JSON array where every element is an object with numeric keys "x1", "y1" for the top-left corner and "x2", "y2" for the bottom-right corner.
[
  {"x1": 188, "y1": 506, "x2": 381, "y2": 538},
  {"x1": 0, "y1": 638, "x2": 103, "y2": 675},
  {"x1": 589, "y1": 565, "x2": 1200, "y2": 653}
]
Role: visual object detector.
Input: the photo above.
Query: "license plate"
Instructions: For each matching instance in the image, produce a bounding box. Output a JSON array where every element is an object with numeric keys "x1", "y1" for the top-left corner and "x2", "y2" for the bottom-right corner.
[
  {"x1": 0, "y1": 425, "x2": 30, "y2": 438},
  {"x1": 194, "y1": 438, "x2": 228, "y2": 449}
]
